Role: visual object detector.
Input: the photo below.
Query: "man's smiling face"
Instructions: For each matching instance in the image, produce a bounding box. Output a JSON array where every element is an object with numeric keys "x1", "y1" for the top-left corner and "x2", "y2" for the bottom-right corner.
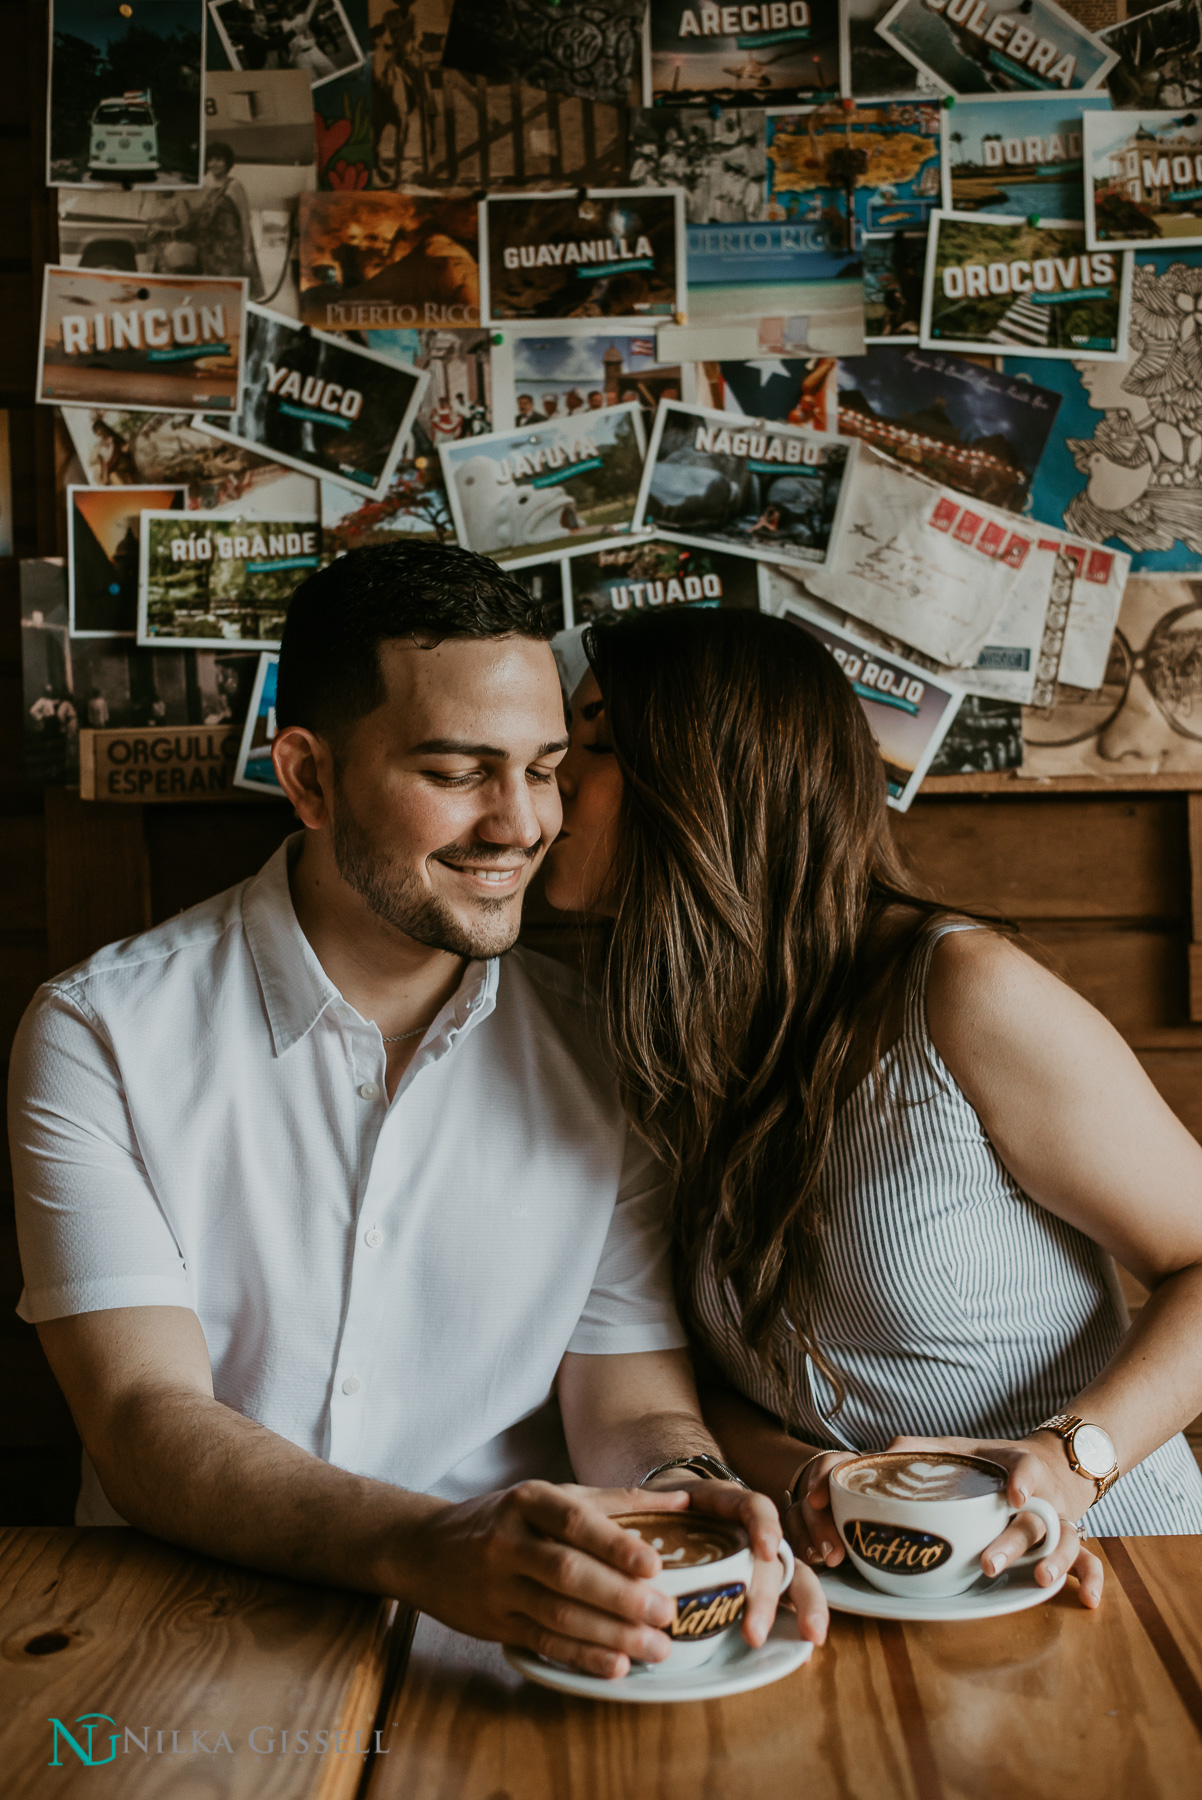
[{"x1": 327, "y1": 634, "x2": 568, "y2": 959}]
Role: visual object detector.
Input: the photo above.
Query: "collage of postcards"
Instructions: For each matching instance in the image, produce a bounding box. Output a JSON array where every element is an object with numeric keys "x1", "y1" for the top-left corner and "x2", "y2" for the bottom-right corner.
[{"x1": 22, "y1": 0, "x2": 1202, "y2": 807}]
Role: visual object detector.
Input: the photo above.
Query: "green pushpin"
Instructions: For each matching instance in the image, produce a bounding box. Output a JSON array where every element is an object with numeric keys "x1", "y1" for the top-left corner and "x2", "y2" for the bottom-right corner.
[{"x1": 492, "y1": 333, "x2": 504, "y2": 345}]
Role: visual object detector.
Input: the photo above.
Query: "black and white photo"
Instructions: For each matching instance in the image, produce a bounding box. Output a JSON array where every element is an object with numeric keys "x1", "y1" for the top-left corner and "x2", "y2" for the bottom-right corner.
[{"x1": 208, "y1": 0, "x2": 364, "y2": 90}]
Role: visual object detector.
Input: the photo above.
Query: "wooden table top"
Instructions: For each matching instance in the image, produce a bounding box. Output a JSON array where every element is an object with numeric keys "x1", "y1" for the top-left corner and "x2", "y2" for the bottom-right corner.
[
  {"x1": 366, "y1": 1536, "x2": 1202, "y2": 1800},
  {"x1": 0, "y1": 1528, "x2": 402, "y2": 1800}
]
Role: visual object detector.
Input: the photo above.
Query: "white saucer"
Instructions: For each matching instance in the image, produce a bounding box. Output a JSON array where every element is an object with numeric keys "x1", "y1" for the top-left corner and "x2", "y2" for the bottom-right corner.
[
  {"x1": 817, "y1": 1560, "x2": 1067, "y2": 1621},
  {"x1": 504, "y1": 1612, "x2": 813, "y2": 1703}
]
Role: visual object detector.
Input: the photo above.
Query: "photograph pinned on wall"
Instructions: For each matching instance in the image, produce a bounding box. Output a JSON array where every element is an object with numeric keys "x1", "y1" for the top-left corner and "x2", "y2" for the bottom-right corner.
[
  {"x1": 21, "y1": 555, "x2": 259, "y2": 786},
  {"x1": 835, "y1": 345, "x2": 1061, "y2": 510},
  {"x1": 634, "y1": 400, "x2": 853, "y2": 569},
  {"x1": 874, "y1": 0, "x2": 1117, "y2": 97},
  {"x1": 700, "y1": 356, "x2": 838, "y2": 431},
  {"x1": 1021, "y1": 573, "x2": 1202, "y2": 781},
  {"x1": 439, "y1": 401, "x2": 646, "y2": 561},
  {"x1": 842, "y1": 0, "x2": 944, "y2": 99},
  {"x1": 138, "y1": 510, "x2": 328, "y2": 648},
  {"x1": 764, "y1": 102, "x2": 943, "y2": 236},
  {"x1": 298, "y1": 192, "x2": 480, "y2": 332},
  {"x1": 802, "y1": 441, "x2": 1032, "y2": 666},
  {"x1": 48, "y1": 0, "x2": 206, "y2": 188},
  {"x1": 207, "y1": 0, "x2": 364, "y2": 89},
  {"x1": 505, "y1": 550, "x2": 570, "y2": 631},
  {"x1": 1003, "y1": 250, "x2": 1202, "y2": 572},
  {"x1": 68, "y1": 484, "x2": 188, "y2": 637},
  {"x1": 567, "y1": 534, "x2": 762, "y2": 623},
  {"x1": 926, "y1": 694, "x2": 1023, "y2": 774},
  {"x1": 38, "y1": 268, "x2": 247, "y2": 414},
  {"x1": 479, "y1": 188, "x2": 686, "y2": 325},
  {"x1": 862, "y1": 231, "x2": 926, "y2": 341},
  {"x1": 489, "y1": 326, "x2": 687, "y2": 433},
  {"x1": 1099, "y1": 0, "x2": 1202, "y2": 113},
  {"x1": 56, "y1": 70, "x2": 315, "y2": 314},
  {"x1": 370, "y1": 0, "x2": 626, "y2": 193},
  {"x1": 233, "y1": 650, "x2": 282, "y2": 793},
  {"x1": 684, "y1": 220, "x2": 865, "y2": 354},
  {"x1": 194, "y1": 304, "x2": 427, "y2": 496},
  {"x1": 320, "y1": 467, "x2": 455, "y2": 550},
  {"x1": 626, "y1": 108, "x2": 768, "y2": 224},
  {"x1": 440, "y1": 0, "x2": 643, "y2": 106},
  {"x1": 644, "y1": 0, "x2": 840, "y2": 106},
  {"x1": 59, "y1": 406, "x2": 318, "y2": 516},
  {"x1": 941, "y1": 93, "x2": 1111, "y2": 223},
  {"x1": 777, "y1": 595, "x2": 964, "y2": 810},
  {"x1": 1083, "y1": 110, "x2": 1202, "y2": 253},
  {"x1": 920, "y1": 212, "x2": 1132, "y2": 360}
]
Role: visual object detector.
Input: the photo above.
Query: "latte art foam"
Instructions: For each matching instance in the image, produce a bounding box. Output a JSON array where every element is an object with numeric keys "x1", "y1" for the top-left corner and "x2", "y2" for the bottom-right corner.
[
  {"x1": 838, "y1": 1454, "x2": 1004, "y2": 1502},
  {"x1": 615, "y1": 1514, "x2": 744, "y2": 1566}
]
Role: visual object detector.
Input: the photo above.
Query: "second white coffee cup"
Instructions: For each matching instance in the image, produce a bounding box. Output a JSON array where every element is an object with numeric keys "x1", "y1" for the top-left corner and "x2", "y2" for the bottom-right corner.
[{"x1": 614, "y1": 1512, "x2": 796, "y2": 1674}]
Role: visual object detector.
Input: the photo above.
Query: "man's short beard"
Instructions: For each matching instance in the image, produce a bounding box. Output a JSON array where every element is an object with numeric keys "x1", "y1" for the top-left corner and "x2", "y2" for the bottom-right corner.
[{"x1": 331, "y1": 786, "x2": 529, "y2": 960}]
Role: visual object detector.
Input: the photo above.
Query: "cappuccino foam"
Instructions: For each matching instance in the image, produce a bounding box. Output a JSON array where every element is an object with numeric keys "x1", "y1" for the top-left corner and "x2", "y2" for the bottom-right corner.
[
  {"x1": 614, "y1": 1513, "x2": 745, "y2": 1567},
  {"x1": 836, "y1": 1453, "x2": 1004, "y2": 1503}
]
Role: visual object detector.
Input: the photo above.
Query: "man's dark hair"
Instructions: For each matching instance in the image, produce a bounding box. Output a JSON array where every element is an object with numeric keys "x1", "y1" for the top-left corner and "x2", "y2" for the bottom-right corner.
[{"x1": 275, "y1": 542, "x2": 556, "y2": 738}]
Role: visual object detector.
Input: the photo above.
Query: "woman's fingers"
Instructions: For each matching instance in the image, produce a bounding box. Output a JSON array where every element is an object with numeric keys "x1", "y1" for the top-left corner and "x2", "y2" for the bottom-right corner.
[
  {"x1": 1071, "y1": 1540, "x2": 1105, "y2": 1608},
  {"x1": 979, "y1": 1506, "x2": 1052, "y2": 1577}
]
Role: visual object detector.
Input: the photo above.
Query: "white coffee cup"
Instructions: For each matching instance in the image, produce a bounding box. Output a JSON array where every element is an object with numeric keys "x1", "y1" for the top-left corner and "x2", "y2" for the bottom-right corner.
[
  {"x1": 614, "y1": 1511, "x2": 796, "y2": 1674},
  {"x1": 828, "y1": 1451, "x2": 1062, "y2": 1599}
]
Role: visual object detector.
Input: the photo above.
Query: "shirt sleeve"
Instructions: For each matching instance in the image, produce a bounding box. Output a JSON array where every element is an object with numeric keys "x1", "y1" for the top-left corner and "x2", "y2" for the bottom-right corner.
[
  {"x1": 8, "y1": 985, "x2": 192, "y2": 1323},
  {"x1": 566, "y1": 1125, "x2": 687, "y2": 1356}
]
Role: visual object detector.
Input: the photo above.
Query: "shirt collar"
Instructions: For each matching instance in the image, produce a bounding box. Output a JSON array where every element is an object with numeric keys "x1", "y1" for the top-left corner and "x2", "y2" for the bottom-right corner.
[{"x1": 242, "y1": 834, "x2": 500, "y2": 1058}]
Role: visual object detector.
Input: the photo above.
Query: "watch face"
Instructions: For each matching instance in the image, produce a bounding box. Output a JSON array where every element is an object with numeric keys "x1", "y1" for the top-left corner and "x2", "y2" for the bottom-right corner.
[{"x1": 1072, "y1": 1424, "x2": 1116, "y2": 1479}]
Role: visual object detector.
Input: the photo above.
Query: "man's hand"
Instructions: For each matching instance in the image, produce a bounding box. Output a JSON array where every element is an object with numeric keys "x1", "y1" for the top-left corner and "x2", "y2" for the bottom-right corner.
[
  {"x1": 659, "y1": 1479, "x2": 797, "y2": 1650},
  {"x1": 401, "y1": 1481, "x2": 692, "y2": 1679}
]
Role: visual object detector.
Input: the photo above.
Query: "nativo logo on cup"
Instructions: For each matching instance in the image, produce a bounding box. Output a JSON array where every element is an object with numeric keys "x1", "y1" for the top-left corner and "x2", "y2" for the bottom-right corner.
[
  {"x1": 670, "y1": 1581, "x2": 748, "y2": 1639},
  {"x1": 920, "y1": 211, "x2": 1132, "y2": 361},
  {"x1": 844, "y1": 1520, "x2": 953, "y2": 1574}
]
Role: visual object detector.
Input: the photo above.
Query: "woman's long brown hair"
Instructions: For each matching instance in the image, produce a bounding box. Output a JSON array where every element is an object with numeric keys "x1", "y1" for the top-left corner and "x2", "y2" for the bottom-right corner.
[{"x1": 585, "y1": 607, "x2": 943, "y2": 1421}]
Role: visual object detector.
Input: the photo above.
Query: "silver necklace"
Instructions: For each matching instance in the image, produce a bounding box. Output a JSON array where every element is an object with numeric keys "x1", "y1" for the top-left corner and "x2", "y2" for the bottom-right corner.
[{"x1": 380, "y1": 1025, "x2": 426, "y2": 1043}]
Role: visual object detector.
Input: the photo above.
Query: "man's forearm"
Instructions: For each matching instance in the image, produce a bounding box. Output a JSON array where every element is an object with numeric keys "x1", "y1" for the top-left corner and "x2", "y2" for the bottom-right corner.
[
  {"x1": 570, "y1": 1406, "x2": 725, "y2": 1490},
  {"x1": 101, "y1": 1385, "x2": 442, "y2": 1599}
]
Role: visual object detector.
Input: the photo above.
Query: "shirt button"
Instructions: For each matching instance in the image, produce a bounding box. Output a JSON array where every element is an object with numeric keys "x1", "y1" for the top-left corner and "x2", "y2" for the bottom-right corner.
[
  {"x1": 342, "y1": 1376, "x2": 361, "y2": 1395},
  {"x1": 358, "y1": 1082, "x2": 380, "y2": 1100},
  {"x1": 364, "y1": 1227, "x2": 383, "y2": 1248}
]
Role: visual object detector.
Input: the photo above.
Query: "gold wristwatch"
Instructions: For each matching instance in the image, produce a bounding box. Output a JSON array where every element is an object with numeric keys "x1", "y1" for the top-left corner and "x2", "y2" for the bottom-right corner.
[{"x1": 1035, "y1": 1413, "x2": 1120, "y2": 1504}]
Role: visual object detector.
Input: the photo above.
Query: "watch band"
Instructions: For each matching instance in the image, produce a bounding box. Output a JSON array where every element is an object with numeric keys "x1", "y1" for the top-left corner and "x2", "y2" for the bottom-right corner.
[
  {"x1": 1035, "y1": 1413, "x2": 1120, "y2": 1504},
  {"x1": 639, "y1": 1453, "x2": 749, "y2": 1489},
  {"x1": 782, "y1": 1450, "x2": 829, "y2": 1517}
]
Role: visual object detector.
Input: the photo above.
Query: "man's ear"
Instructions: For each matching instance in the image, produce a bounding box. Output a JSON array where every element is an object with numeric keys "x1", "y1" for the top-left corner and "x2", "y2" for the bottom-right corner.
[{"x1": 272, "y1": 725, "x2": 335, "y2": 829}]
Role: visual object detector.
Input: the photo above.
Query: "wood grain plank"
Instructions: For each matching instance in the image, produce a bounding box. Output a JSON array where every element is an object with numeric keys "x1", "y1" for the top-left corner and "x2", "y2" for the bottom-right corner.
[
  {"x1": 0, "y1": 1529, "x2": 398, "y2": 1800},
  {"x1": 43, "y1": 788, "x2": 150, "y2": 974},
  {"x1": 1188, "y1": 796, "x2": 1202, "y2": 944},
  {"x1": 0, "y1": 814, "x2": 46, "y2": 934},
  {"x1": 1021, "y1": 925, "x2": 1188, "y2": 1033},
  {"x1": 1136, "y1": 1052, "x2": 1202, "y2": 1144}
]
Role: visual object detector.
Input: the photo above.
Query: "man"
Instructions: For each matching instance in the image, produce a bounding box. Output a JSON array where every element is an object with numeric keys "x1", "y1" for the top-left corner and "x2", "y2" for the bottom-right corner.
[
  {"x1": 515, "y1": 393, "x2": 544, "y2": 426},
  {"x1": 10, "y1": 544, "x2": 798, "y2": 1678}
]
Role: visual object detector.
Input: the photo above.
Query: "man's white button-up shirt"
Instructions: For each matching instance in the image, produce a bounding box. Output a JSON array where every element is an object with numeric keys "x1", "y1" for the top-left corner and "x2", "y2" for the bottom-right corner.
[{"x1": 10, "y1": 838, "x2": 685, "y2": 1525}]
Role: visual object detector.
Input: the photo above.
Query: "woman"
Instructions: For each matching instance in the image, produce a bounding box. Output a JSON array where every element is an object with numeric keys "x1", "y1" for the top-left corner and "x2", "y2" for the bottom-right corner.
[
  {"x1": 159, "y1": 144, "x2": 264, "y2": 297},
  {"x1": 542, "y1": 607, "x2": 1202, "y2": 1643}
]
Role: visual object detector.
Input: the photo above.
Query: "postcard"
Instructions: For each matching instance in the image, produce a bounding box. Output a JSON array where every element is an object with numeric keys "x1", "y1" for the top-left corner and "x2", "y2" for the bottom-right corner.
[
  {"x1": 875, "y1": 0, "x2": 1117, "y2": 97},
  {"x1": 59, "y1": 406, "x2": 318, "y2": 518},
  {"x1": 634, "y1": 401, "x2": 853, "y2": 569},
  {"x1": 371, "y1": 0, "x2": 625, "y2": 193},
  {"x1": 706, "y1": 356, "x2": 838, "y2": 431},
  {"x1": 777, "y1": 596, "x2": 964, "y2": 810},
  {"x1": 925, "y1": 695, "x2": 1023, "y2": 772},
  {"x1": 863, "y1": 231, "x2": 926, "y2": 341},
  {"x1": 194, "y1": 305, "x2": 426, "y2": 497},
  {"x1": 1083, "y1": 110, "x2": 1202, "y2": 252},
  {"x1": 1022, "y1": 574, "x2": 1202, "y2": 780},
  {"x1": 138, "y1": 511, "x2": 327, "y2": 649},
  {"x1": 48, "y1": 0, "x2": 206, "y2": 188},
  {"x1": 765, "y1": 103, "x2": 943, "y2": 236},
  {"x1": 21, "y1": 555, "x2": 258, "y2": 786},
  {"x1": 506, "y1": 552, "x2": 570, "y2": 631},
  {"x1": 441, "y1": 0, "x2": 642, "y2": 106},
  {"x1": 644, "y1": 0, "x2": 840, "y2": 106},
  {"x1": 1099, "y1": 0, "x2": 1202, "y2": 114},
  {"x1": 440, "y1": 402, "x2": 645, "y2": 560},
  {"x1": 835, "y1": 345, "x2": 1061, "y2": 510},
  {"x1": 627, "y1": 109, "x2": 768, "y2": 224},
  {"x1": 56, "y1": 71, "x2": 315, "y2": 316},
  {"x1": 234, "y1": 651, "x2": 282, "y2": 794},
  {"x1": 803, "y1": 444, "x2": 1030, "y2": 665},
  {"x1": 941, "y1": 93, "x2": 1111, "y2": 223},
  {"x1": 298, "y1": 192, "x2": 480, "y2": 332},
  {"x1": 685, "y1": 222, "x2": 866, "y2": 355},
  {"x1": 207, "y1": 0, "x2": 364, "y2": 90},
  {"x1": 920, "y1": 212, "x2": 1131, "y2": 360},
  {"x1": 1003, "y1": 249, "x2": 1202, "y2": 572},
  {"x1": 69, "y1": 484, "x2": 188, "y2": 637},
  {"x1": 567, "y1": 535, "x2": 761, "y2": 623},
  {"x1": 490, "y1": 326, "x2": 687, "y2": 436},
  {"x1": 843, "y1": 0, "x2": 945, "y2": 98},
  {"x1": 480, "y1": 189, "x2": 685, "y2": 325},
  {"x1": 38, "y1": 268, "x2": 247, "y2": 414},
  {"x1": 320, "y1": 469, "x2": 455, "y2": 551}
]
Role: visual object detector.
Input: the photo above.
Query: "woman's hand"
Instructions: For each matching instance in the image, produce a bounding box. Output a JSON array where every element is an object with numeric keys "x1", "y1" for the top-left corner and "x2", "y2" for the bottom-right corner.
[
  {"x1": 775, "y1": 1449, "x2": 859, "y2": 1646},
  {"x1": 884, "y1": 1434, "x2": 1105, "y2": 1608}
]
